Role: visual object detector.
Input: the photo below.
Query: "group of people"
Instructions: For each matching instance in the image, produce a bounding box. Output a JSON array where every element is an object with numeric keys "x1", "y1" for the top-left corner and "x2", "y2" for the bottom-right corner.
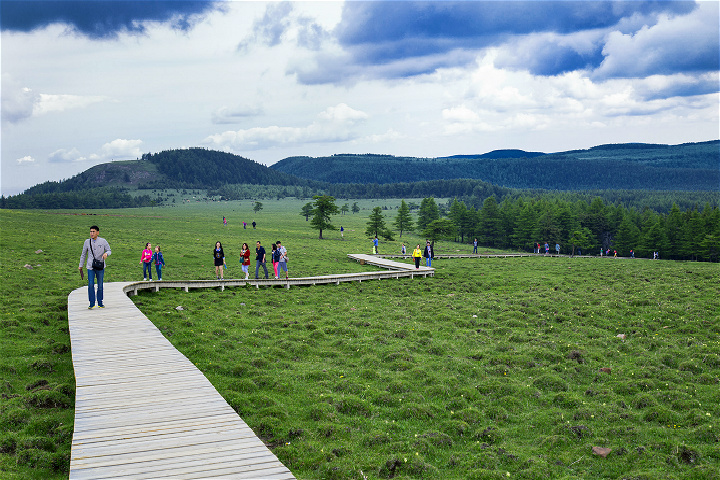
[
  {"x1": 140, "y1": 242, "x2": 166, "y2": 280},
  {"x1": 410, "y1": 241, "x2": 434, "y2": 269},
  {"x1": 534, "y1": 242, "x2": 561, "y2": 255},
  {"x1": 212, "y1": 240, "x2": 288, "y2": 280}
]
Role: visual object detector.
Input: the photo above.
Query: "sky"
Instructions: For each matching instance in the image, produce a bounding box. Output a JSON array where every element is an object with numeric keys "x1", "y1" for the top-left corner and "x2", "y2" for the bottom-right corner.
[{"x1": 1, "y1": 0, "x2": 718, "y2": 196}]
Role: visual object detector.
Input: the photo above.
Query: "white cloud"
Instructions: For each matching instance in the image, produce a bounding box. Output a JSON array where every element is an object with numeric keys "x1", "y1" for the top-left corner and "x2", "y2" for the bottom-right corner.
[
  {"x1": 34, "y1": 94, "x2": 109, "y2": 116},
  {"x1": 48, "y1": 139, "x2": 142, "y2": 164},
  {"x1": 99, "y1": 139, "x2": 143, "y2": 159},
  {"x1": 16, "y1": 156, "x2": 35, "y2": 165},
  {"x1": 204, "y1": 103, "x2": 368, "y2": 150},
  {"x1": 1, "y1": 76, "x2": 38, "y2": 124},
  {"x1": 211, "y1": 104, "x2": 264, "y2": 124}
]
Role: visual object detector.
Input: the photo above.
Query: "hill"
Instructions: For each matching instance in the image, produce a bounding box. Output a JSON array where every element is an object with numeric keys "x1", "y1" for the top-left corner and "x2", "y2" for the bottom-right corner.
[{"x1": 270, "y1": 141, "x2": 719, "y2": 191}]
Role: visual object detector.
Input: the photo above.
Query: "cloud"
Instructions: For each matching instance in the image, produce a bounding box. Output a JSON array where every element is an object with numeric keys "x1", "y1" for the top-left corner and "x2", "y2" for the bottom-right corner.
[
  {"x1": 593, "y1": 2, "x2": 719, "y2": 80},
  {"x1": 0, "y1": 0, "x2": 223, "y2": 39},
  {"x1": 204, "y1": 103, "x2": 368, "y2": 150},
  {"x1": 16, "y1": 156, "x2": 35, "y2": 165},
  {"x1": 1, "y1": 76, "x2": 38, "y2": 124},
  {"x1": 35, "y1": 94, "x2": 109, "y2": 116},
  {"x1": 211, "y1": 104, "x2": 264, "y2": 125},
  {"x1": 2, "y1": 75, "x2": 109, "y2": 124},
  {"x1": 238, "y1": 1, "x2": 330, "y2": 52},
  {"x1": 48, "y1": 139, "x2": 142, "y2": 163},
  {"x1": 297, "y1": 1, "x2": 704, "y2": 84}
]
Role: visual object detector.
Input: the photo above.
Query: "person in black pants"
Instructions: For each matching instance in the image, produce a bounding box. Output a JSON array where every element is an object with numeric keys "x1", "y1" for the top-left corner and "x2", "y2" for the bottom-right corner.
[{"x1": 255, "y1": 241, "x2": 268, "y2": 279}]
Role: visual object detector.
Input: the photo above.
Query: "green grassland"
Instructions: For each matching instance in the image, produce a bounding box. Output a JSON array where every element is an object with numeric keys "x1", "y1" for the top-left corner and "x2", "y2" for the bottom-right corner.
[{"x1": 1, "y1": 200, "x2": 718, "y2": 480}]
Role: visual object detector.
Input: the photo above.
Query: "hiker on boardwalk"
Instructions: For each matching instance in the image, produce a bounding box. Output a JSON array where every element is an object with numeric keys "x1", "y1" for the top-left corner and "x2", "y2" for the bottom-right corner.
[
  {"x1": 544, "y1": 242, "x2": 549, "y2": 255},
  {"x1": 255, "y1": 241, "x2": 268, "y2": 279},
  {"x1": 423, "y1": 241, "x2": 434, "y2": 267},
  {"x1": 240, "y1": 243, "x2": 251, "y2": 279},
  {"x1": 473, "y1": 238, "x2": 478, "y2": 254},
  {"x1": 140, "y1": 242, "x2": 153, "y2": 280},
  {"x1": 214, "y1": 241, "x2": 226, "y2": 279},
  {"x1": 401, "y1": 243, "x2": 406, "y2": 255},
  {"x1": 271, "y1": 243, "x2": 280, "y2": 279},
  {"x1": 277, "y1": 240, "x2": 288, "y2": 280},
  {"x1": 373, "y1": 235, "x2": 379, "y2": 254},
  {"x1": 555, "y1": 243, "x2": 560, "y2": 255},
  {"x1": 412, "y1": 244, "x2": 422, "y2": 269},
  {"x1": 152, "y1": 245, "x2": 165, "y2": 281},
  {"x1": 79, "y1": 225, "x2": 111, "y2": 309}
]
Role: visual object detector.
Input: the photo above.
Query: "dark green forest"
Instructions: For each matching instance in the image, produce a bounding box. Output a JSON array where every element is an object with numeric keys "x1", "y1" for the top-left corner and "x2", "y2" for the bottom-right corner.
[
  {"x1": 271, "y1": 141, "x2": 719, "y2": 190},
  {"x1": 412, "y1": 196, "x2": 720, "y2": 262}
]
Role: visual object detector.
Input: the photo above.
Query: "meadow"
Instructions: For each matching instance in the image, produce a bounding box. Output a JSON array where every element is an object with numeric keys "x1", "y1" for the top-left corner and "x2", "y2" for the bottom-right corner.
[{"x1": 0, "y1": 198, "x2": 718, "y2": 480}]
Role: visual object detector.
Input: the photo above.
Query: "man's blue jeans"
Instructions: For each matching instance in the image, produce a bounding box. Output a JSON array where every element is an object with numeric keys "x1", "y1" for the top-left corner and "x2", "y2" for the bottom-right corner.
[
  {"x1": 255, "y1": 260, "x2": 268, "y2": 279},
  {"x1": 88, "y1": 268, "x2": 104, "y2": 307},
  {"x1": 426, "y1": 257, "x2": 432, "y2": 267}
]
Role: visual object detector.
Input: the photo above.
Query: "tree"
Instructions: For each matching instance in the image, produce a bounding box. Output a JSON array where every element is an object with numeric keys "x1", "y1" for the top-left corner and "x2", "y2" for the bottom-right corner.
[
  {"x1": 478, "y1": 195, "x2": 502, "y2": 247},
  {"x1": 569, "y1": 227, "x2": 594, "y2": 256},
  {"x1": 366, "y1": 207, "x2": 395, "y2": 240},
  {"x1": 341, "y1": 203, "x2": 349, "y2": 215},
  {"x1": 448, "y1": 198, "x2": 467, "y2": 242},
  {"x1": 310, "y1": 195, "x2": 340, "y2": 239},
  {"x1": 417, "y1": 197, "x2": 440, "y2": 231},
  {"x1": 393, "y1": 200, "x2": 414, "y2": 237},
  {"x1": 253, "y1": 201, "x2": 263, "y2": 213},
  {"x1": 423, "y1": 219, "x2": 458, "y2": 244},
  {"x1": 351, "y1": 202, "x2": 360, "y2": 214},
  {"x1": 613, "y1": 215, "x2": 640, "y2": 256},
  {"x1": 300, "y1": 202, "x2": 313, "y2": 221}
]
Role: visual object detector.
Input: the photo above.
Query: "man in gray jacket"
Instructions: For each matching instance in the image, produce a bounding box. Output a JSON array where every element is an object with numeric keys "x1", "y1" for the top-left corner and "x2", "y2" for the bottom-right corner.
[{"x1": 79, "y1": 225, "x2": 111, "y2": 309}]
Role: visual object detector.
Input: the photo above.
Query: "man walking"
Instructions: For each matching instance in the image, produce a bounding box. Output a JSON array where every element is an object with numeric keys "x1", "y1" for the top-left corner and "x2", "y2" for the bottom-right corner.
[
  {"x1": 276, "y1": 240, "x2": 288, "y2": 279},
  {"x1": 79, "y1": 225, "x2": 111, "y2": 309},
  {"x1": 423, "y1": 241, "x2": 434, "y2": 267},
  {"x1": 255, "y1": 241, "x2": 268, "y2": 279}
]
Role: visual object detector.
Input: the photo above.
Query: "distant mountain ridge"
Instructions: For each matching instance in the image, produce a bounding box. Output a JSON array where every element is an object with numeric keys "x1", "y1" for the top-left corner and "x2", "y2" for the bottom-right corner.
[{"x1": 270, "y1": 141, "x2": 719, "y2": 191}]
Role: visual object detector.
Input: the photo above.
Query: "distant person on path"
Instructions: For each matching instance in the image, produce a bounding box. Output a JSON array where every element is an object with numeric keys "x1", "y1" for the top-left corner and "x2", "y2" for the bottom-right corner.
[
  {"x1": 223, "y1": 216, "x2": 227, "y2": 226},
  {"x1": 544, "y1": 242, "x2": 549, "y2": 255},
  {"x1": 473, "y1": 238, "x2": 478, "y2": 254},
  {"x1": 423, "y1": 241, "x2": 434, "y2": 267},
  {"x1": 401, "y1": 243, "x2": 406, "y2": 255},
  {"x1": 340, "y1": 226, "x2": 344, "y2": 239},
  {"x1": 79, "y1": 225, "x2": 111, "y2": 309},
  {"x1": 412, "y1": 244, "x2": 422, "y2": 269},
  {"x1": 630, "y1": 249, "x2": 634, "y2": 258},
  {"x1": 277, "y1": 240, "x2": 288, "y2": 280},
  {"x1": 555, "y1": 243, "x2": 560, "y2": 255},
  {"x1": 240, "y1": 243, "x2": 251, "y2": 279},
  {"x1": 255, "y1": 241, "x2": 268, "y2": 279},
  {"x1": 373, "y1": 235, "x2": 379, "y2": 254},
  {"x1": 252, "y1": 221, "x2": 256, "y2": 229},
  {"x1": 152, "y1": 245, "x2": 165, "y2": 281},
  {"x1": 614, "y1": 250, "x2": 617, "y2": 257},
  {"x1": 140, "y1": 242, "x2": 153, "y2": 280},
  {"x1": 271, "y1": 243, "x2": 280, "y2": 279},
  {"x1": 243, "y1": 221, "x2": 247, "y2": 229},
  {"x1": 214, "y1": 241, "x2": 226, "y2": 279}
]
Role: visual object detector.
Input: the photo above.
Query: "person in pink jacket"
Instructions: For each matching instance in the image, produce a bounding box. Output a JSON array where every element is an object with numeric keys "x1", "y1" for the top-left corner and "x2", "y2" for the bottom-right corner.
[{"x1": 140, "y1": 242, "x2": 153, "y2": 280}]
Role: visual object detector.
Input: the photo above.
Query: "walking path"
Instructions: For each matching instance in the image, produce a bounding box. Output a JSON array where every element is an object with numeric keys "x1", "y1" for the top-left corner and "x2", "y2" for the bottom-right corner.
[{"x1": 67, "y1": 255, "x2": 433, "y2": 479}]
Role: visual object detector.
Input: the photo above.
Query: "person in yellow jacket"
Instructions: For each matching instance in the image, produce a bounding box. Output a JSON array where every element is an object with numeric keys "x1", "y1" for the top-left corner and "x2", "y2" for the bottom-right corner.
[{"x1": 412, "y1": 244, "x2": 423, "y2": 269}]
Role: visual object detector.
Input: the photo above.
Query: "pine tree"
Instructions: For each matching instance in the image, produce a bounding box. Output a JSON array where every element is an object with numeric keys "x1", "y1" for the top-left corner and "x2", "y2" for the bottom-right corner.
[
  {"x1": 366, "y1": 207, "x2": 394, "y2": 240},
  {"x1": 310, "y1": 195, "x2": 339, "y2": 239},
  {"x1": 417, "y1": 197, "x2": 440, "y2": 231},
  {"x1": 393, "y1": 200, "x2": 414, "y2": 237}
]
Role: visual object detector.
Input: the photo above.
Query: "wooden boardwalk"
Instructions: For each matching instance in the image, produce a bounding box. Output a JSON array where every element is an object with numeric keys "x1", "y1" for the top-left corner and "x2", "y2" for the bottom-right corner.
[
  {"x1": 68, "y1": 283, "x2": 296, "y2": 479},
  {"x1": 67, "y1": 255, "x2": 433, "y2": 479}
]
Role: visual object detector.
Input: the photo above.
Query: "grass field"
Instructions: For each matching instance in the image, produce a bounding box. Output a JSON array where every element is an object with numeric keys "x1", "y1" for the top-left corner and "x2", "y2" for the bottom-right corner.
[{"x1": 1, "y1": 200, "x2": 718, "y2": 480}]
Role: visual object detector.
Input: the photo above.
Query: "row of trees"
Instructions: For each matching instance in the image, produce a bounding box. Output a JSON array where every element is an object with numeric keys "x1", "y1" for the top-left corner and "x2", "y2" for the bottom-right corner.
[{"x1": 304, "y1": 195, "x2": 720, "y2": 262}]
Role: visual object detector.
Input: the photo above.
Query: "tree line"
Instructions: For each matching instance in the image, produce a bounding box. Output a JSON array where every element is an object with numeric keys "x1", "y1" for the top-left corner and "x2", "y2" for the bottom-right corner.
[{"x1": 308, "y1": 195, "x2": 720, "y2": 262}]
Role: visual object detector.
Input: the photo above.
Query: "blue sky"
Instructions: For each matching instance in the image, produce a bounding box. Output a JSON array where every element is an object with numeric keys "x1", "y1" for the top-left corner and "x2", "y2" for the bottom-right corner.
[{"x1": 2, "y1": 0, "x2": 718, "y2": 195}]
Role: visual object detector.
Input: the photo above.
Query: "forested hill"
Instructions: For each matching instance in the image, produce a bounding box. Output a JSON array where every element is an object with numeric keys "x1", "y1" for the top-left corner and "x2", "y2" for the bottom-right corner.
[{"x1": 270, "y1": 141, "x2": 719, "y2": 191}]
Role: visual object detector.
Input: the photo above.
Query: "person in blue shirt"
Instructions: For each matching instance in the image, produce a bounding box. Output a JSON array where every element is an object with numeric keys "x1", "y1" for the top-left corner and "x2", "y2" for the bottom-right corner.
[
  {"x1": 152, "y1": 245, "x2": 165, "y2": 281},
  {"x1": 373, "y1": 235, "x2": 379, "y2": 254}
]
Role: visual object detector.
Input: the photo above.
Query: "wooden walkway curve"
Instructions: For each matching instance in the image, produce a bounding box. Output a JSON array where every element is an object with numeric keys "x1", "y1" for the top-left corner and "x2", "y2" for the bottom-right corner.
[{"x1": 67, "y1": 255, "x2": 433, "y2": 479}]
